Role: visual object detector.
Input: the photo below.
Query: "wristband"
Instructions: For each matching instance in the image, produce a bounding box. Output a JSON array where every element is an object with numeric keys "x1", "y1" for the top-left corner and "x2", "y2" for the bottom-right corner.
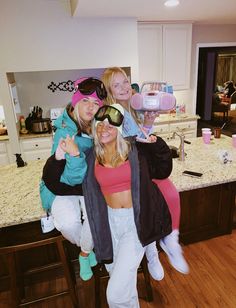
[{"x1": 142, "y1": 125, "x2": 152, "y2": 131}]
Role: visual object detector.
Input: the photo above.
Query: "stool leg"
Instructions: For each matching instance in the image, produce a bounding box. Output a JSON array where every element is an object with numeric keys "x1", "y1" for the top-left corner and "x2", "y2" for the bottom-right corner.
[
  {"x1": 56, "y1": 239, "x2": 79, "y2": 308},
  {"x1": 140, "y1": 256, "x2": 153, "y2": 302},
  {"x1": 93, "y1": 264, "x2": 102, "y2": 308},
  {"x1": 7, "y1": 253, "x2": 20, "y2": 308}
]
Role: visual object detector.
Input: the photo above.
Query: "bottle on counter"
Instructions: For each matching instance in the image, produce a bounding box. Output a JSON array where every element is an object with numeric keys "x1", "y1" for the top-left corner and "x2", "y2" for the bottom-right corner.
[{"x1": 19, "y1": 116, "x2": 28, "y2": 134}]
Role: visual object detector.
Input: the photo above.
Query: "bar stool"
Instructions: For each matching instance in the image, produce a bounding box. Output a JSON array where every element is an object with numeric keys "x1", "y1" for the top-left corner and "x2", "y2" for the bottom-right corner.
[
  {"x1": 93, "y1": 255, "x2": 153, "y2": 308},
  {"x1": 0, "y1": 222, "x2": 79, "y2": 307}
]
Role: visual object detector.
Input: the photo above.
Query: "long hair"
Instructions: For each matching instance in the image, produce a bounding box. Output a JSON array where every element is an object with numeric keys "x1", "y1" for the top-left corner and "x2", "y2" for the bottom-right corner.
[
  {"x1": 92, "y1": 121, "x2": 131, "y2": 167},
  {"x1": 67, "y1": 103, "x2": 92, "y2": 135},
  {"x1": 101, "y1": 67, "x2": 142, "y2": 124}
]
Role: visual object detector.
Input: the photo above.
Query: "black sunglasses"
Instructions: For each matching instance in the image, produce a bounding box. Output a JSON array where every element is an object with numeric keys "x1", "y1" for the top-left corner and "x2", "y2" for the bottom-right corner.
[
  {"x1": 95, "y1": 105, "x2": 124, "y2": 127},
  {"x1": 74, "y1": 78, "x2": 107, "y2": 100}
]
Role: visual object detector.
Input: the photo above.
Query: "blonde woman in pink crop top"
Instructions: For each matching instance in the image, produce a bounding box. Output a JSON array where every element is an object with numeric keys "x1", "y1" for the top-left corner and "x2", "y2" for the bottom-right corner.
[
  {"x1": 101, "y1": 67, "x2": 189, "y2": 281},
  {"x1": 83, "y1": 103, "x2": 173, "y2": 307}
]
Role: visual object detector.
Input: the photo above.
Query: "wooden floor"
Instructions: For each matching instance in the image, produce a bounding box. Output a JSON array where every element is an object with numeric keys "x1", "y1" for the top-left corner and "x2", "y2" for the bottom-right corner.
[{"x1": 1, "y1": 230, "x2": 236, "y2": 308}]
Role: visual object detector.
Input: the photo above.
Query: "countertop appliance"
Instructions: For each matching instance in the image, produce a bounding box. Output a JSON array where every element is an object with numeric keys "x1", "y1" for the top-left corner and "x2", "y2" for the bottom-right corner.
[{"x1": 25, "y1": 106, "x2": 52, "y2": 134}]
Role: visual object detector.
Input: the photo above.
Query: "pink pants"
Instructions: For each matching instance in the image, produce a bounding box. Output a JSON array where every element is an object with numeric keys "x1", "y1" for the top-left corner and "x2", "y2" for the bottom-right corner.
[{"x1": 152, "y1": 178, "x2": 180, "y2": 229}]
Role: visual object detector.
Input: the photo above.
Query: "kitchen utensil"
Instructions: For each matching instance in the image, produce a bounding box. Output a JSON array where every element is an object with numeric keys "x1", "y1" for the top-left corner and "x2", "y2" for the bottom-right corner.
[{"x1": 31, "y1": 118, "x2": 52, "y2": 133}]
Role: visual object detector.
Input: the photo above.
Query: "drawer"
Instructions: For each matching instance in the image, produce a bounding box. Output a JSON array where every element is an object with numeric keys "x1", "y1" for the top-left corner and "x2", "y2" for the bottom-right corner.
[
  {"x1": 23, "y1": 149, "x2": 51, "y2": 161},
  {"x1": 169, "y1": 121, "x2": 197, "y2": 132},
  {"x1": 21, "y1": 137, "x2": 52, "y2": 151},
  {"x1": 153, "y1": 124, "x2": 169, "y2": 134},
  {"x1": 0, "y1": 142, "x2": 7, "y2": 154}
]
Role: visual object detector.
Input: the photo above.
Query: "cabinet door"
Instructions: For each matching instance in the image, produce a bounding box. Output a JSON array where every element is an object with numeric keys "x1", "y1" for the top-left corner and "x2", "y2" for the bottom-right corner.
[
  {"x1": 138, "y1": 24, "x2": 162, "y2": 86},
  {"x1": 169, "y1": 120, "x2": 197, "y2": 132},
  {"x1": 0, "y1": 142, "x2": 10, "y2": 165},
  {"x1": 20, "y1": 137, "x2": 52, "y2": 162},
  {"x1": 21, "y1": 137, "x2": 52, "y2": 151},
  {"x1": 0, "y1": 153, "x2": 9, "y2": 165},
  {"x1": 23, "y1": 149, "x2": 51, "y2": 161},
  {"x1": 162, "y1": 24, "x2": 192, "y2": 90}
]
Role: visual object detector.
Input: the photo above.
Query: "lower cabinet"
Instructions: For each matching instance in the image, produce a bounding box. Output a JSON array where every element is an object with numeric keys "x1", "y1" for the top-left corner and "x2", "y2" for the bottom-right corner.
[
  {"x1": 0, "y1": 141, "x2": 11, "y2": 165},
  {"x1": 153, "y1": 119, "x2": 198, "y2": 138},
  {"x1": 179, "y1": 182, "x2": 236, "y2": 244},
  {"x1": 20, "y1": 136, "x2": 52, "y2": 162}
]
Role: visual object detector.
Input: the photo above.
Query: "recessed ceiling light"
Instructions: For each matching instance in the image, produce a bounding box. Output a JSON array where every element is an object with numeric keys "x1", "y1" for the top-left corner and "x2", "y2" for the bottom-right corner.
[{"x1": 164, "y1": 0, "x2": 180, "y2": 7}]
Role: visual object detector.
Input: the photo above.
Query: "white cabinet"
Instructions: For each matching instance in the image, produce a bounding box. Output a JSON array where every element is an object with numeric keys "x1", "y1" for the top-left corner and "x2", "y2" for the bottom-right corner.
[
  {"x1": 153, "y1": 118, "x2": 198, "y2": 138},
  {"x1": 138, "y1": 23, "x2": 192, "y2": 90},
  {"x1": 138, "y1": 24, "x2": 163, "y2": 82},
  {"x1": 20, "y1": 136, "x2": 52, "y2": 162},
  {"x1": 0, "y1": 142, "x2": 9, "y2": 165}
]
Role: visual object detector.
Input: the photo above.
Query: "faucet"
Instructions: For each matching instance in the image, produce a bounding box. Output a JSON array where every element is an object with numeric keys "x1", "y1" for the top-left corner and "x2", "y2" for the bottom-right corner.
[{"x1": 171, "y1": 130, "x2": 186, "y2": 161}]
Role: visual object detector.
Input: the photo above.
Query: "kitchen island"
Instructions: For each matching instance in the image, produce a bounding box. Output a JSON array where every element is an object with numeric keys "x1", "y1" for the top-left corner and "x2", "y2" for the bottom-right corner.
[
  {"x1": 168, "y1": 135, "x2": 236, "y2": 243},
  {"x1": 1, "y1": 135, "x2": 236, "y2": 233},
  {"x1": 0, "y1": 135, "x2": 236, "y2": 294}
]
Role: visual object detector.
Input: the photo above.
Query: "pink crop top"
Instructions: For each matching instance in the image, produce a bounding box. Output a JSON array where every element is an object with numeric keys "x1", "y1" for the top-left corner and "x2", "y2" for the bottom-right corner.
[{"x1": 94, "y1": 160, "x2": 131, "y2": 195}]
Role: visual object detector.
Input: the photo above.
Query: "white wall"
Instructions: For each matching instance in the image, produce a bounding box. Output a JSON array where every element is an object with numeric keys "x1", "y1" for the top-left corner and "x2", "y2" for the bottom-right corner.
[
  {"x1": 0, "y1": 0, "x2": 139, "y2": 153},
  {"x1": 14, "y1": 68, "x2": 105, "y2": 118}
]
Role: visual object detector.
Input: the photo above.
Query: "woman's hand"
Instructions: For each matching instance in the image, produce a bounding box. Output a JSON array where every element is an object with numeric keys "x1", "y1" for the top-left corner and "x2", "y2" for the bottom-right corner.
[
  {"x1": 147, "y1": 134, "x2": 157, "y2": 143},
  {"x1": 59, "y1": 135, "x2": 80, "y2": 157},
  {"x1": 143, "y1": 111, "x2": 159, "y2": 127}
]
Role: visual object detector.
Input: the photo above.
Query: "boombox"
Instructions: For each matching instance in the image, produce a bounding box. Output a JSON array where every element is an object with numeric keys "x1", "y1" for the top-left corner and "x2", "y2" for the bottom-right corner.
[{"x1": 130, "y1": 91, "x2": 176, "y2": 112}]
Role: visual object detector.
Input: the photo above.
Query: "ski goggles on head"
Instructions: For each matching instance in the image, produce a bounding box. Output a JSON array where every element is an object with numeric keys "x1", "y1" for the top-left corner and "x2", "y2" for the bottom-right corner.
[
  {"x1": 94, "y1": 105, "x2": 124, "y2": 127},
  {"x1": 74, "y1": 78, "x2": 107, "y2": 100}
]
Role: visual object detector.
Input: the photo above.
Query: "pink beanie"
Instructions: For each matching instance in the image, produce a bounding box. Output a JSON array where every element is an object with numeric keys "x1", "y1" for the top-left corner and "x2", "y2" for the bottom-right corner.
[{"x1": 71, "y1": 77, "x2": 104, "y2": 108}]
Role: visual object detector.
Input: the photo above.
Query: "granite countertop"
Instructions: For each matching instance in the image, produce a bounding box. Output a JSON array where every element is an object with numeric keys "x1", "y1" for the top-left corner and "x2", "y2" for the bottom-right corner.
[
  {"x1": 0, "y1": 159, "x2": 46, "y2": 228},
  {"x1": 0, "y1": 135, "x2": 9, "y2": 141},
  {"x1": 1, "y1": 135, "x2": 236, "y2": 228},
  {"x1": 19, "y1": 133, "x2": 53, "y2": 139},
  {"x1": 0, "y1": 133, "x2": 53, "y2": 142},
  {"x1": 168, "y1": 135, "x2": 236, "y2": 191}
]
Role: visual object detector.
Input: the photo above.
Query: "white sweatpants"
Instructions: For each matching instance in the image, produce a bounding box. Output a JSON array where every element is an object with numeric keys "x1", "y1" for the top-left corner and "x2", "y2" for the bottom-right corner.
[
  {"x1": 105, "y1": 207, "x2": 145, "y2": 308},
  {"x1": 51, "y1": 195, "x2": 93, "y2": 253}
]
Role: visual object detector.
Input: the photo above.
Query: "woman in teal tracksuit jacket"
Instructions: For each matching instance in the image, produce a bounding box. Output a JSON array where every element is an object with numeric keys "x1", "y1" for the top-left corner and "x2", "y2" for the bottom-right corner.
[{"x1": 40, "y1": 76, "x2": 107, "y2": 281}]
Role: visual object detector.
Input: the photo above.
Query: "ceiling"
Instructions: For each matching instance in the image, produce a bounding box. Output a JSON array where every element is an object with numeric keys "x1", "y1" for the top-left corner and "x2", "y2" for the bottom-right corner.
[{"x1": 70, "y1": 0, "x2": 236, "y2": 25}]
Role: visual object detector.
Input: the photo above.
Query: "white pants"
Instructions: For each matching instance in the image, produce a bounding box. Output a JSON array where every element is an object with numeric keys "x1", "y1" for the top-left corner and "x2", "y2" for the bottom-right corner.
[
  {"x1": 51, "y1": 195, "x2": 93, "y2": 253},
  {"x1": 105, "y1": 207, "x2": 145, "y2": 308}
]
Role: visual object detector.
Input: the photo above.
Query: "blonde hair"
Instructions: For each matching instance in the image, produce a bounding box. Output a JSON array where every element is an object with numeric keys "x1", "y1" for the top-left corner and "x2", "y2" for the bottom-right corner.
[
  {"x1": 72, "y1": 103, "x2": 92, "y2": 135},
  {"x1": 101, "y1": 67, "x2": 142, "y2": 124},
  {"x1": 92, "y1": 121, "x2": 131, "y2": 167}
]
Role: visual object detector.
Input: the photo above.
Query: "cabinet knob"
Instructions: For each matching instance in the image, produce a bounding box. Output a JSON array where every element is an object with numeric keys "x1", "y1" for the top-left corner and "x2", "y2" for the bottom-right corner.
[{"x1": 35, "y1": 144, "x2": 38, "y2": 147}]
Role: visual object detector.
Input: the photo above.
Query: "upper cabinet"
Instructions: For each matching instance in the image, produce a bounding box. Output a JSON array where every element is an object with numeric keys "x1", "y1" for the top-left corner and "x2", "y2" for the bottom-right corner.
[{"x1": 138, "y1": 23, "x2": 192, "y2": 90}]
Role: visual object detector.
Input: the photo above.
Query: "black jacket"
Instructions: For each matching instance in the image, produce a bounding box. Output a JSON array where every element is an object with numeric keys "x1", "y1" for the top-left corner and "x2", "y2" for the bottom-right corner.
[
  {"x1": 42, "y1": 154, "x2": 83, "y2": 196},
  {"x1": 82, "y1": 137, "x2": 172, "y2": 263}
]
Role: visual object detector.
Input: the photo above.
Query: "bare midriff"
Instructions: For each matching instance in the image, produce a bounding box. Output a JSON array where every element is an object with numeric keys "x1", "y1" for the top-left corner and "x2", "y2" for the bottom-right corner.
[{"x1": 104, "y1": 189, "x2": 133, "y2": 209}]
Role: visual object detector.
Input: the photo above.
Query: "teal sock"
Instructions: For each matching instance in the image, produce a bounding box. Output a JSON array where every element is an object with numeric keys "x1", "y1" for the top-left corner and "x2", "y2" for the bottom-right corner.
[
  {"x1": 79, "y1": 255, "x2": 93, "y2": 281},
  {"x1": 88, "y1": 251, "x2": 97, "y2": 267}
]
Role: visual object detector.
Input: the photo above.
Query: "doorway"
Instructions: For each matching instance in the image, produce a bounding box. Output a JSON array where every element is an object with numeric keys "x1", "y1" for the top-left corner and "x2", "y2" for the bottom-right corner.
[{"x1": 196, "y1": 45, "x2": 236, "y2": 121}]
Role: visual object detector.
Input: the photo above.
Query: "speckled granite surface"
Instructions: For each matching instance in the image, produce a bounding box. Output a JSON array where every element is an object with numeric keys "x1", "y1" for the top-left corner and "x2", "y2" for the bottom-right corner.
[
  {"x1": 1, "y1": 135, "x2": 236, "y2": 228},
  {"x1": 0, "y1": 159, "x2": 45, "y2": 228},
  {"x1": 168, "y1": 135, "x2": 236, "y2": 192}
]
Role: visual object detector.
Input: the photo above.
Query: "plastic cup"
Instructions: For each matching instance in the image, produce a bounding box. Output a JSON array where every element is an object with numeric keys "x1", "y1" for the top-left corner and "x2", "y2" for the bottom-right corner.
[
  {"x1": 202, "y1": 131, "x2": 211, "y2": 144},
  {"x1": 201, "y1": 128, "x2": 211, "y2": 133},
  {"x1": 232, "y1": 134, "x2": 236, "y2": 148}
]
